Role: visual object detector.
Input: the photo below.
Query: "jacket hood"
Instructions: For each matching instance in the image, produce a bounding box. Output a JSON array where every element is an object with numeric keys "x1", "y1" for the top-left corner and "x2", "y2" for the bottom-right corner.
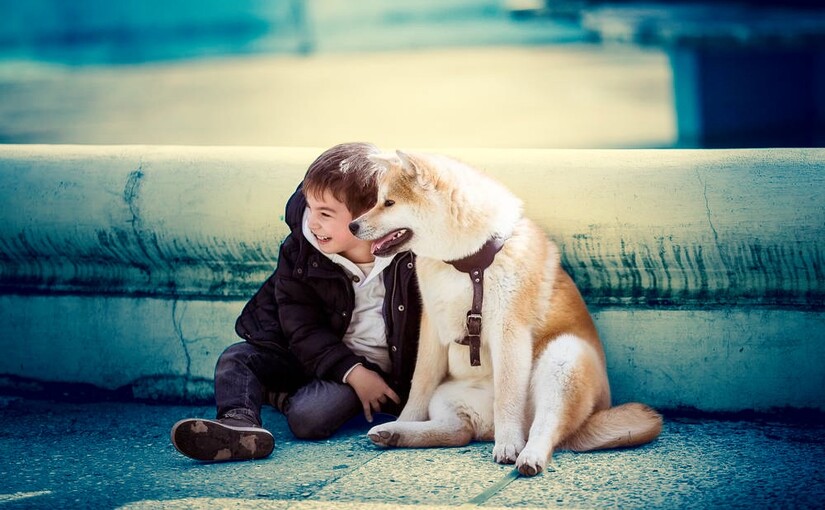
[{"x1": 284, "y1": 184, "x2": 306, "y2": 232}]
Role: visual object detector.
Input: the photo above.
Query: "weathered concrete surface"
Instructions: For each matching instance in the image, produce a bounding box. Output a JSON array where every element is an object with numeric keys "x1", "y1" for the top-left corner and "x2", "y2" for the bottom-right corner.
[
  {"x1": 0, "y1": 398, "x2": 823, "y2": 509},
  {"x1": 0, "y1": 295, "x2": 233, "y2": 401},
  {"x1": 2, "y1": 146, "x2": 822, "y2": 304},
  {"x1": 0, "y1": 145, "x2": 313, "y2": 297},
  {"x1": 2, "y1": 295, "x2": 823, "y2": 412},
  {"x1": 1, "y1": 146, "x2": 824, "y2": 412}
]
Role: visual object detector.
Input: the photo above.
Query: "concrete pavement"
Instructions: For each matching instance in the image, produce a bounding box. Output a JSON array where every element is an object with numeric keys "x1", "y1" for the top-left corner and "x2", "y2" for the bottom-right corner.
[{"x1": 1, "y1": 397, "x2": 823, "y2": 509}]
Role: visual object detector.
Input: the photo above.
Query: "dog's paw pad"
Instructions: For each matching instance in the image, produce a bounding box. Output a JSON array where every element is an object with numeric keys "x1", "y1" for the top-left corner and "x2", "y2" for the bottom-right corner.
[
  {"x1": 368, "y1": 433, "x2": 382, "y2": 444},
  {"x1": 517, "y1": 463, "x2": 541, "y2": 476},
  {"x1": 516, "y1": 449, "x2": 550, "y2": 477},
  {"x1": 368, "y1": 430, "x2": 400, "y2": 447},
  {"x1": 516, "y1": 455, "x2": 544, "y2": 477}
]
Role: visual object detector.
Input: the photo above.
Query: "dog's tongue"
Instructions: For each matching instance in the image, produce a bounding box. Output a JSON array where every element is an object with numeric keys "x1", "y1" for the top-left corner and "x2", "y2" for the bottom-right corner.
[
  {"x1": 371, "y1": 231, "x2": 398, "y2": 255},
  {"x1": 371, "y1": 229, "x2": 408, "y2": 255}
]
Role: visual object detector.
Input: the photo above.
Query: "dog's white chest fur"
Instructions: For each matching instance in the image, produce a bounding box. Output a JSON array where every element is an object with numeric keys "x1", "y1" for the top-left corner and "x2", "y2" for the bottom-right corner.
[
  {"x1": 416, "y1": 258, "x2": 473, "y2": 345},
  {"x1": 416, "y1": 257, "x2": 496, "y2": 378}
]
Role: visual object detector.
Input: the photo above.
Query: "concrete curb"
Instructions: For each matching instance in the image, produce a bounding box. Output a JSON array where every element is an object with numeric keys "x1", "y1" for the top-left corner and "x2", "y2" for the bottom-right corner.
[{"x1": 1, "y1": 145, "x2": 823, "y2": 411}]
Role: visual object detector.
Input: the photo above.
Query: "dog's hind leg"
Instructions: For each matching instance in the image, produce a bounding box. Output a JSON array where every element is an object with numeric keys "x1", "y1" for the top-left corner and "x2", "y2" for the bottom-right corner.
[
  {"x1": 516, "y1": 334, "x2": 606, "y2": 476},
  {"x1": 368, "y1": 379, "x2": 493, "y2": 448},
  {"x1": 368, "y1": 417, "x2": 473, "y2": 448}
]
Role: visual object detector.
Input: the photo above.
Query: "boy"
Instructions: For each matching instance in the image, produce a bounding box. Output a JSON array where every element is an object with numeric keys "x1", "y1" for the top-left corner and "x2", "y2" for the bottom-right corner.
[{"x1": 171, "y1": 142, "x2": 421, "y2": 462}]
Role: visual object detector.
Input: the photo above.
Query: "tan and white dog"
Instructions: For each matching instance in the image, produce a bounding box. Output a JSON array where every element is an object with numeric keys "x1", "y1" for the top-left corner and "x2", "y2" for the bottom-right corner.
[{"x1": 350, "y1": 151, "x2": 662, "y2": 476}]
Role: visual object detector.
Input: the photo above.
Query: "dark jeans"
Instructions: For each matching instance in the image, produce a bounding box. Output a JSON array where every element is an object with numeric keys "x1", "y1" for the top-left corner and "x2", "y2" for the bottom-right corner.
[{"x1": 214, "y1": 342, "x2": 362, "y2": 439}]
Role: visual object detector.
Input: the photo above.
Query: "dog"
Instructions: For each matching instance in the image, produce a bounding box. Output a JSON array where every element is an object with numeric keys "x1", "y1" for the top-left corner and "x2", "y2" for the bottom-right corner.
[{"x1": 349, "y1": 150, "x2": 662, "y2": 476}]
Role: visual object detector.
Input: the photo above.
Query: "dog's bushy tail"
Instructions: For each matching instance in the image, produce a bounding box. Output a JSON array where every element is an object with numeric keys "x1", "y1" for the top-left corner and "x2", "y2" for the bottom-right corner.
[{"x1": 561, "y1": 403, "x2": 663, "y2": 452}]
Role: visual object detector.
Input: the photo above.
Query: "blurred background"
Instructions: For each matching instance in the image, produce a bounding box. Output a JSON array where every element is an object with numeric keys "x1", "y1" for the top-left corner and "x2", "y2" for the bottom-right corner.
[{"x1": 0, "y1": 0, "x2": 822, "y2": 149}]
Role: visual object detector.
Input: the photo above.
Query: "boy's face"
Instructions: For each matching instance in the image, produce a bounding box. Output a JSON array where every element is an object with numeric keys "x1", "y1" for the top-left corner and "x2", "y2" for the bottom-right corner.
[{"x1": 306, "y1": 190, "x2": 374, "y2": 263}]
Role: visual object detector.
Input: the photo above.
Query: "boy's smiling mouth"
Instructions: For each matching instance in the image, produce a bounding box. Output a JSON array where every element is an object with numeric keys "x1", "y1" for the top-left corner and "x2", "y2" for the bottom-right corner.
[{"x1": 313, "y1": 232, "x2": 331, "y2": 242}]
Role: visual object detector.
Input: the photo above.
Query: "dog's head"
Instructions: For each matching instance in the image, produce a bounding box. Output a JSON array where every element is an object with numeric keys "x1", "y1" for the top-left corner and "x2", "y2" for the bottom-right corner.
[{"x1": 349, "y1": 150, "x2": 447, "y2": 258}]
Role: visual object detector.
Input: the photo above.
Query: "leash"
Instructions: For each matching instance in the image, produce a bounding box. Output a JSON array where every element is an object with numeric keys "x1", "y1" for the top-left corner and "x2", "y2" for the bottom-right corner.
[
  {"x1": 459, "y1": 468, "x2": 521, "y2": 507},
  {"x1": 446, "y1": 235, "x2": 506, "y2": 367}
]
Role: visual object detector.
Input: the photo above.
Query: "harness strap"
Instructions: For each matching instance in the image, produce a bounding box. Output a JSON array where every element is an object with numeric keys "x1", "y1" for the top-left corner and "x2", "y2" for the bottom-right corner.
[{"x1": 446, "y1": 236, "x2": 506, "y2": 367}]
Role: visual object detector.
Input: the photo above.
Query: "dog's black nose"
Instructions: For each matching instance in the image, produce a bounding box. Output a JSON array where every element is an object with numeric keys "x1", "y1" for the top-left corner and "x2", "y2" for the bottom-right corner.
[{"x1": 348, "y1": 222, "x2": 360, "y2": 234}]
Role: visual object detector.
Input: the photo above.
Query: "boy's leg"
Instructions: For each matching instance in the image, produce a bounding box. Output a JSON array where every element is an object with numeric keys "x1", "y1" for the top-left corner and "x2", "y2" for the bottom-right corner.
[
  {"x1": 214, "y1": 342, "x2": 308, "y2": 426},
  {"x1": 172, "y1": 341, "x2": 308, "y2": 461},
  {"x1": 285, "y1": 379, "x2": 363, "y2": 439}
]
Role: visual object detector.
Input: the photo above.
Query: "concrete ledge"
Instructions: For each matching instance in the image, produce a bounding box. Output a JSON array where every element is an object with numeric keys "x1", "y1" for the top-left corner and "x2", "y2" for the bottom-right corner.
[{"x1": 1, "y1": 145, "x2": 823, "y2": 412}]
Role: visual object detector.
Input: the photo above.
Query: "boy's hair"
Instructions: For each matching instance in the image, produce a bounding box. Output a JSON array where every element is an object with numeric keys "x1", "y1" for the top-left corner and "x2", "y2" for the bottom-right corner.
[{"x1": 303, "y1": 142, "x2": 382, "y2": 217}]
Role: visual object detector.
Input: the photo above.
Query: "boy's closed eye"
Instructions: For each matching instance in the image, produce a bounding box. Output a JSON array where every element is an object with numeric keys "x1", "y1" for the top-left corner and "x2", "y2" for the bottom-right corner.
[{"x1": 308, "y1": 204, "x2": 333, "y2": 218}]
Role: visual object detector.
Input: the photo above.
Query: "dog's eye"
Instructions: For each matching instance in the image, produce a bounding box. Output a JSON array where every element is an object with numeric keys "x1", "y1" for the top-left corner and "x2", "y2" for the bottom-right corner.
[{"x1": 384, "y1": 199, "x2": 395, "y2": 207}]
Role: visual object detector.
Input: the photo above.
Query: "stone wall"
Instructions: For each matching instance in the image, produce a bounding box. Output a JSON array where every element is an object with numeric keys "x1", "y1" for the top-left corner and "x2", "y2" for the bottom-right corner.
[{"x1": 1, "y1": 145, "x2": 823, "y2": 412}]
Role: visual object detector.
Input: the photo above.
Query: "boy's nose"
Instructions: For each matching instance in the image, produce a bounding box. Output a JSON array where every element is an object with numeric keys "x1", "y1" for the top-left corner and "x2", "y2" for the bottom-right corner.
[{"x1": 348, "y1": 221, "x2": 359, "y2": 234}]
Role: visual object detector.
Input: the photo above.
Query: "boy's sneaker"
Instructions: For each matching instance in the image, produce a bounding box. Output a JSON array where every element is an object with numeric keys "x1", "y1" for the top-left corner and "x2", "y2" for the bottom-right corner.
[{"x1": 171, "y1": 417, "x2": 274, "y2": 462}]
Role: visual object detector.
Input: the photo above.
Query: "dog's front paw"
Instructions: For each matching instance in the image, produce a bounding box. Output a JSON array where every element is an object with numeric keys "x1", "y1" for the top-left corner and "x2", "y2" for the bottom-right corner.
[
  {"x1": 492, "y1": 440, "x2": 524, "y2": 464},
  {"x1": 367, "y1": 424, "x2": 400, "y2": 448},
  {"x1": 516, "y1": 447, "x2": 552, "y2": 476},
  {"x1": 492, "y1": 428, "x2": 526, "y2": 464}
]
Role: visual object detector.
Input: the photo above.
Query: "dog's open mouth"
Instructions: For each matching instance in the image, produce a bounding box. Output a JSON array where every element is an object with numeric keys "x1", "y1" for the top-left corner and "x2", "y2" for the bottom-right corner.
[{"x1": 371, "y1": 229, "x2": 413, "y2": 257}]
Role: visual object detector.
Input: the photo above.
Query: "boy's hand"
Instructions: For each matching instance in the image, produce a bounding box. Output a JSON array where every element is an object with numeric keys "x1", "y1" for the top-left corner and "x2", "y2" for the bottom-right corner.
[{"x1": 345, "y1": 365, "x2": 400, "y2": 423}]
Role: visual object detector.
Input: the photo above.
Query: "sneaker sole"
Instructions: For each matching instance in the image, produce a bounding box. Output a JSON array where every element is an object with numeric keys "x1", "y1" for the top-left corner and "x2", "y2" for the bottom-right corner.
[{"x1": 171, "y1": 418, "x2": 274, "y2": 462}]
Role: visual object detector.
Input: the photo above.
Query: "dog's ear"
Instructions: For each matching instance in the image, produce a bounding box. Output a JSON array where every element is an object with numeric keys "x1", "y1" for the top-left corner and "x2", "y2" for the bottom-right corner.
[
  {"x1": 368, "y1": 152, "x2": 400, "y2": 169},
  {"x1": 369, "y1": 151, "x2": 433, "y2": 188},
  {"x1": 396, "y1": 150, "x2": 437, "y2": 190},
  {"x1": 395, "y1": 150, "x2": 418, "y2": 178},
  {"x1": 369, "y1": 151, "x2": 418, "y2": 176},
  {"x1": 366, "y1": 152, "x2": 402, "y2": 182}
]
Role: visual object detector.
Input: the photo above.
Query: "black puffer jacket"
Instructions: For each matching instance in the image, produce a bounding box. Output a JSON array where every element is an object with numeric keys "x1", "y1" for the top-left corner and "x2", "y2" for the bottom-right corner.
[{"x1": 234, "y1": 185, "x2": 421, "y2": 401}]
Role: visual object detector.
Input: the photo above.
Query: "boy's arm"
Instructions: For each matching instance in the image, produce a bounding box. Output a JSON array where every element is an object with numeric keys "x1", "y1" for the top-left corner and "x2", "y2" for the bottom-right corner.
[
  {"x1": 234, "y1": 270, "x2": 284, "y2": 349},
  {"x1": 273, "y1": 242, "x2": 364, "y2": 382}
]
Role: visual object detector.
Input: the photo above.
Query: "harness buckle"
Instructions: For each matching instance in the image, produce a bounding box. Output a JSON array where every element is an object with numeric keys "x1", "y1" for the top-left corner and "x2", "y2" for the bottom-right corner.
[{"x1": 466, "y1": 313, "x2": 482, "y2": 337}]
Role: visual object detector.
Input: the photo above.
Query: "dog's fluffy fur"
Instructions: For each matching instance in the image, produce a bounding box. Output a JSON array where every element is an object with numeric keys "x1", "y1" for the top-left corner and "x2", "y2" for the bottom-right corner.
[{"x1": 351, "y1": 151, "x2": 662, "y2": 476}]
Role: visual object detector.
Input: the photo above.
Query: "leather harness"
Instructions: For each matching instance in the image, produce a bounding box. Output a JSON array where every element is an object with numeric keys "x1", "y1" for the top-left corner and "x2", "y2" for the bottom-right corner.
[{"x1": 445, "y1": 236, "x2": 507, "y2": 367}]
